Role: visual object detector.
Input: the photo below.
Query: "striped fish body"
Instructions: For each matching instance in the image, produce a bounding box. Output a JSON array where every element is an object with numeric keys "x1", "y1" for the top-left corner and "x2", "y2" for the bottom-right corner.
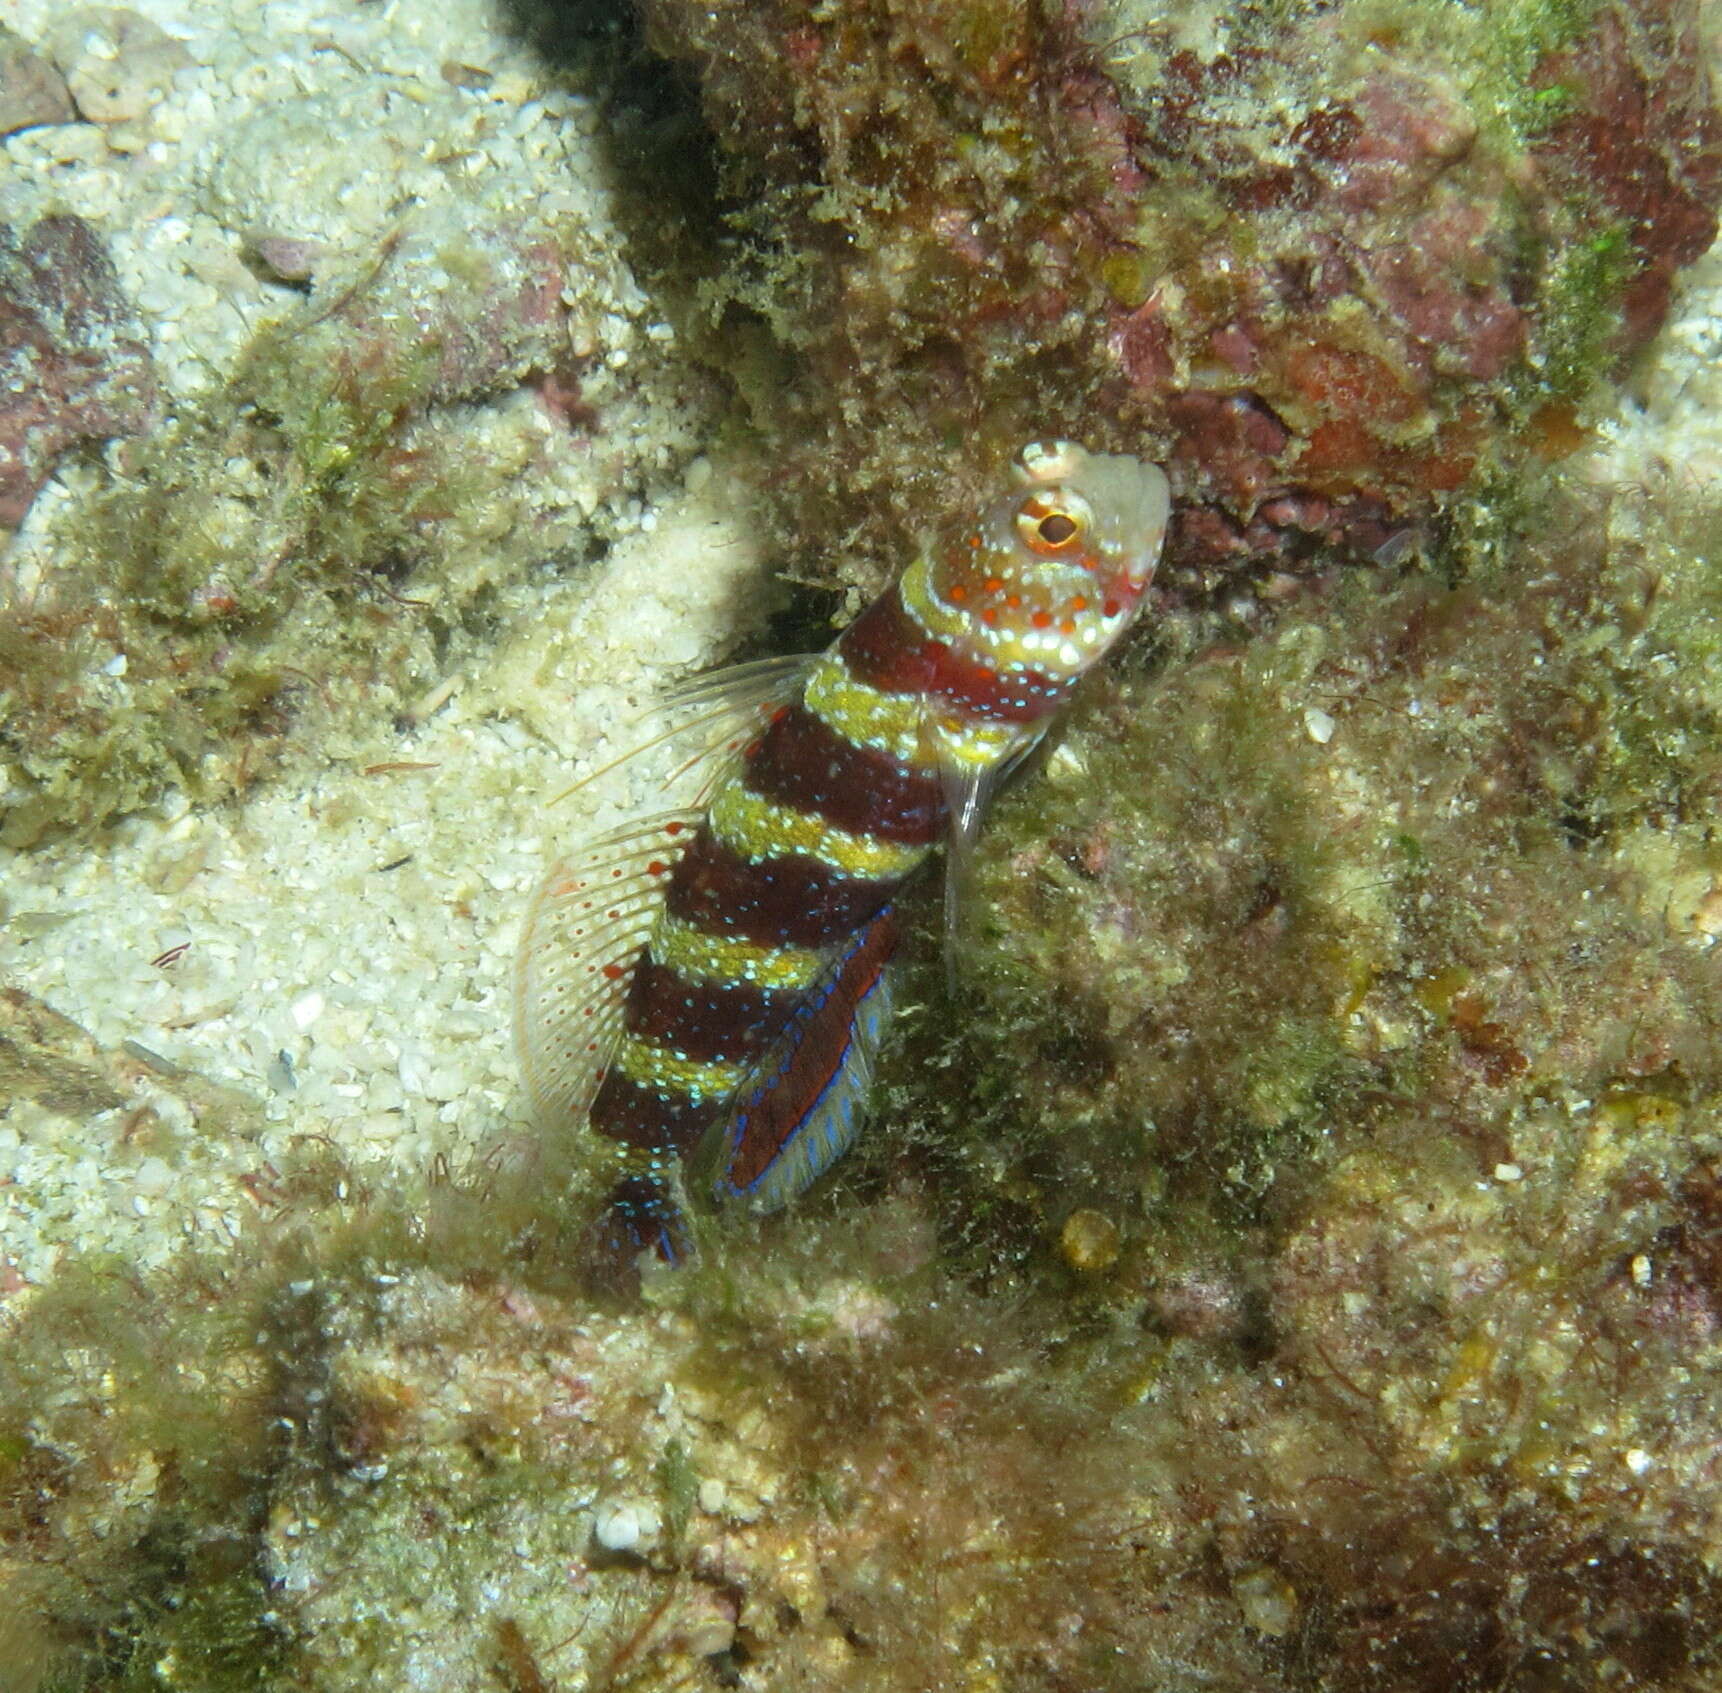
[{"x1": 516, "y1": 441, "x2": 1171, "y2": 1278}]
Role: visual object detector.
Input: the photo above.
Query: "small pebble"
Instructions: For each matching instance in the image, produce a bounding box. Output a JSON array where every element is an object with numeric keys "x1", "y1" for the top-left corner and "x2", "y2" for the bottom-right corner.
[
  {"x1": 247, "y1": 234, "x2": 325, "y2": 284},
  {"x1": 1232, "y1": 1565, "x2": 1298, "y2": 1637},
  {"x1": 1060, "y1": 1207, "x2": 1120, "y2": 1272},
  {"x1": 47, "y1": 7, "x2": 191, "y2": 125},
  {"x1": 593, "y1": 1499, "x2": 659, "y2": 1553}
]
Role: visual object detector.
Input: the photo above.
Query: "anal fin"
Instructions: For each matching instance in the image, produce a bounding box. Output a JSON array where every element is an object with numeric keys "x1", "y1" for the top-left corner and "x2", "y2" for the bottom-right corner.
[{"x1": 704, "y1": 907, "x2": 900, "y2": 1214}]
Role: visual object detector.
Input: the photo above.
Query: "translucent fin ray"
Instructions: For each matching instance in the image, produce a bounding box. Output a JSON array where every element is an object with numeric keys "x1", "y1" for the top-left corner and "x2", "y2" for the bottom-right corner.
[
  {"x1": 513, "y1": 808, "x2": 703, "y2": 1129},
  {"x1": 934, "y1": 731, "x2": 1044, "y2": 989},
  {"x1": 552, "y1": 654, "x2": 818, "y2": 807}
]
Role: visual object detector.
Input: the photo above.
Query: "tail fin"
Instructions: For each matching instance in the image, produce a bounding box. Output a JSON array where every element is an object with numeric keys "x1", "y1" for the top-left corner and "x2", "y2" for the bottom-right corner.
[{"x1": 578, "y1": 1174, "x2": 690, "y2": 1295}]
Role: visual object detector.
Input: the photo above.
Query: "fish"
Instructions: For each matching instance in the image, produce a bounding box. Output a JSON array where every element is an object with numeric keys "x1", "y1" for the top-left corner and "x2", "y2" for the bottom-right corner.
[{"x1": 514, "y1": 439, "x2": 1171, "y2": 1280}]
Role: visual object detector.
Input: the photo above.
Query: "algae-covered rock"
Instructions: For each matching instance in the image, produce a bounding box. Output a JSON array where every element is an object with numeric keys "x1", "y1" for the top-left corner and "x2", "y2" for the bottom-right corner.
[
  {"x1": 0, "y1": 214, "x2": 158, "y2": 528},
  {"x1": 867, "y1": 457, "x2": 1722, "y2": 1687},
  {"x1": 635, "y1": 0, "x2": 1720, "y2": 595}
]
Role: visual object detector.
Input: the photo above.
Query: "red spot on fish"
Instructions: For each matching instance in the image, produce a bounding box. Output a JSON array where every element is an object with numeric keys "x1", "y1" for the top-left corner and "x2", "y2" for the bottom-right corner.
[
  {"x1": 1103, "y1": 599, "x2": 1121, "y2": 618},
  {"x1": 602, "y1": 963, "x2": 626, "y2": 980},
  {"x1": 948, "y1": 583, "x2": 968, "y2": 602},
  {"x1": 665, "y1": 822, "x2": 685, "y2": 836},
  {"x1": 1031, "y1": 610, "x2": 1053, "y2": 629}
]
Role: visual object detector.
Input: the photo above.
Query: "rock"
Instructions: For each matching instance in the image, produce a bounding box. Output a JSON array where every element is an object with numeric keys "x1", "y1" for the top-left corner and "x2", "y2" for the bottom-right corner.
[
  {"x1": 0, "y1": 25, "x2": 76, "y2": 135},
  {"x1": 0, "y1": 213, "x2": 159, "y2": 527},
  {"x1": 633, "y1": 0, "x2": 1722, "y2": 600},
  {"x1": 46, "y1": 7, "x2": 190, "y2": 125}
]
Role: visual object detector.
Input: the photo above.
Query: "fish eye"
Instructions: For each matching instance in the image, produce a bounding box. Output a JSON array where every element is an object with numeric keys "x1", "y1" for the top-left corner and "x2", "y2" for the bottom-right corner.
[{"x1": 1016, "y1": 491, "x2": 1090, "y2": 555}]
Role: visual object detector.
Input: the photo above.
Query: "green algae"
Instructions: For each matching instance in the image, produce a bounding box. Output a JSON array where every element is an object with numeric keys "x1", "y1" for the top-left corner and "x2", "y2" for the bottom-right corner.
[{"x1": 1543, "y1": 220, "x2": 1636, "y2": 390}]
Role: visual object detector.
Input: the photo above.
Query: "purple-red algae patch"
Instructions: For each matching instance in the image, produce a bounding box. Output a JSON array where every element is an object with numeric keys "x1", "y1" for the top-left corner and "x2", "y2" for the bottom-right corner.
[{"x1": 0, "y1": 214, "x2": 158, "y2": 528}]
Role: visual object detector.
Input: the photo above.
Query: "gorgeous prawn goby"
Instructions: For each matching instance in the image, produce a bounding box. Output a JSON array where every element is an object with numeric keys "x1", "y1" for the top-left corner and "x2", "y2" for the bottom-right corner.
[{"x1": 514, "y1": 441, "x2": 1171, "y2": 1279}]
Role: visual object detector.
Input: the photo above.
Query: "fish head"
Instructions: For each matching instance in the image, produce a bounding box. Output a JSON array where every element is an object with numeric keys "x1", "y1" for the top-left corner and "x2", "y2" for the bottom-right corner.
[{"x1": 929, "y1": 440, "x2": 1171, "y2": 682}]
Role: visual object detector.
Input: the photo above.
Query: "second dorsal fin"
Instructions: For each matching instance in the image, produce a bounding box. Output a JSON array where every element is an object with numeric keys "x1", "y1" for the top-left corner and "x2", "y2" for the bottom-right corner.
[{"x1": 513, "y1": 810, "x2": 702, "y2": 1130}]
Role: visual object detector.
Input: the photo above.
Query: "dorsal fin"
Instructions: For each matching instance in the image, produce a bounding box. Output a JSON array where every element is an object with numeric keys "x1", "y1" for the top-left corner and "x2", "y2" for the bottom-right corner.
[
  {"x1": 553, "y1": 654, "x2": 819, "y2": 809},
  {"x1": 517, "y1": 655, "x2": 819, "y2": 1132},
  {"x1": 513, "y1": 810, "x2": 702, "y2": 1130},
  {"x1": 702, "y1": 906, "x2": 900, "y2": 1214}
]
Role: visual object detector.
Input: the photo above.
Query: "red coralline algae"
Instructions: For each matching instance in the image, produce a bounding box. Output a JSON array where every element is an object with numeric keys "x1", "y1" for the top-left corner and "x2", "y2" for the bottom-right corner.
[
  {"x1": 1095, "y1": 0, "x2": 1720, "y2": 582},
  {"x1": 1536, "y1": 2, "x2": 1722, "y2": 346},
  {"x1": 0, "y1": 214, "x2": 158, "y2": 528},
  {"x1": 633, "y1": 0, "x2": 1720, "y2": 599}
]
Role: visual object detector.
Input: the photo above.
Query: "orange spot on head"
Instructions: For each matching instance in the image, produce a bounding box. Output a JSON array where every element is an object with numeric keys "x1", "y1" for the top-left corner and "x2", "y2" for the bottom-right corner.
[
  {"x1": 969, "y1": 533, "x2": 982, "y2": 549},
  {"x1": 1103, "y1": 599, "x2": 1121, "y2": 618},
  {"x1": 979, "y1": 608, "x2": 998, "y2": 626},
  {"x1": 1031, "y1": 610, "x2": 1053, "y2": 629},
  {"x1": 948, "y1": 583, "x2": 968, "y2": 602},
  {"x1": 601, "y1": 963, "x2": 625, "y2": 980},
  {"x1": 1070, "y1": 595, "x2": 1088, "y2": 612},
  {"x1": 984, "y1": 576, "x2": 1004, "y2": 593},
  {"x1": 1059, "y1": 619, "x2": 1077, "y2": 635},
  {"x1": 665, "y1": 821, "x2": 684, "y2": 836},
  {"x1": 1005, "y1": 594, "x2": 1021, "y2": 610}
]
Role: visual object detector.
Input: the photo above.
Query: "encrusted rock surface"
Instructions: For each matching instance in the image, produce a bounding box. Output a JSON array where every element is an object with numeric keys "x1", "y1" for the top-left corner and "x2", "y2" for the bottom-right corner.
[
  {"x1": 637, "y1": 0, "x2": 1722, "y2": 596},
  {"x1": 0, "y1": 213, "x2": 157, "y2": 527}
]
